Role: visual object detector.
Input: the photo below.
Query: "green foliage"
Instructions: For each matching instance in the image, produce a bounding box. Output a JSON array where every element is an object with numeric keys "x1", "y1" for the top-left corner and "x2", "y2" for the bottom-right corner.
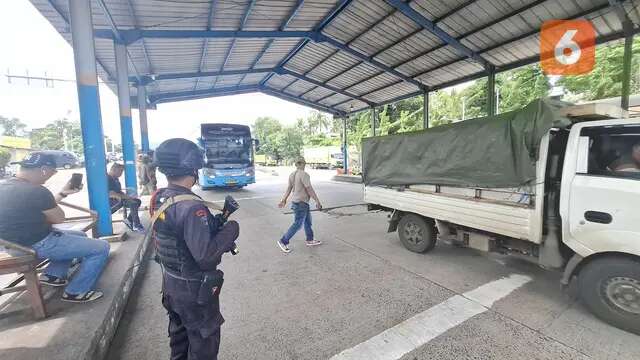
[
  {"x1": 30, "y1": 118, "x2": 83, "y2": 155},
  {"x1": 0, "y1": 116, "x2": 27, "y2": 137},
  {"x1": 497, "y1": 65, "x2": 550, "y2": 112},
  {"x1": 558, "y1": 37, "x2": 640, "y2": 101},
  {"x1": 0, "y1": 148, "x2": 11, "y2": 169}
]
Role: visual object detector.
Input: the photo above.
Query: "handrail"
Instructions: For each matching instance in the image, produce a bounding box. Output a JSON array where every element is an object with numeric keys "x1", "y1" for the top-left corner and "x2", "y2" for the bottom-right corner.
[{"x1": 0, "y1": 238, "x2": 37, "y2": 256}]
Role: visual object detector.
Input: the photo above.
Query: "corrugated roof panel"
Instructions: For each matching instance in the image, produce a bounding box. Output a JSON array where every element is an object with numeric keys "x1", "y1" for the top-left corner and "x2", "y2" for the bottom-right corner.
[
  {"x1": 326, "y1": 62, "x2": 381, "y2": 89},
  {"x1": 365, "y1": 81, "x2": 417, "y2": 103},
  {"x1": 130, "y1": 0, "x2": 211, "y2": 30},
  {"x1": 322, "y1": 0, "x2": 386, "y2": 44},
  {"x1": 224, "y1": 38, "x2": 271, "y2": 70},
  {"x1": 216, "y1": 74, "x2": 245, "y2": 86},
  {"x1": 286, "y1": 42, "x2": 337, "y2": 74},
  {"x1": 285, "y1": 0, "x2": 340, "y2": 31},
  {"x1": 395, "y1": 45, "x2": 460, "y2": 77},
  {"x1": 411, "y1": 0, "x2": 469, "y2": 22},
  {"x1": 264, "y1": 73, "x2": 294, "y2": 90},
  {"x1": 283, "y1": 78, "x2": 317, "y2": 96},
  {"x1": 333, "y1": 99, "x2": 369, "y2": 112},
  {"x1": 201, "y1": 39, "x2": 235, "y2": 72},
  {"x1": 417, "y1": 59, "x2": 484, "y2": 87},
  {"x1": 300, "y1": 86, "x2": 334, "y2": 101},
  {"x1": 375, "y1": 30, "x2": 444, "y2": 68},
  {"x1": 144, "y1": 38, "x2": 202, "y2": 73},
  {"x1": 350, "y1": 11, "x2": 421, "y2": 58},
  {"x1": 305, "y1": 51, "x2": 361, "y2": 82},
  {"x1": 348, "y1": 72, "x2": 399, "y2": 96},
  {"x1": 239, "y1": 72, "x2": 270, "y2": 85},
  {"x1": 319, "y1": 93, "x2": 349, "y2": 106},
  {"x1": 244, "y1": 0, "x2": 292, "y2": 30},
  {"x1": 255, "y1": 39, "x2": 301, "y2": 68}
]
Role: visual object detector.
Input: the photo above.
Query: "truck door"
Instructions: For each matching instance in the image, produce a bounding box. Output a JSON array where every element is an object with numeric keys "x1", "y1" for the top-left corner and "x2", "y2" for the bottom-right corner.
[{"x1": 566, "y1": 125, "x2": 640, "y2": 255}]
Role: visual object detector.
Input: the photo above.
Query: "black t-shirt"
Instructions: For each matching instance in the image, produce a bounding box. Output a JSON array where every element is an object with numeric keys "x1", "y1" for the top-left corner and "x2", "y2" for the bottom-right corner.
[
  {"x1": 0, "y1": 178, "x2": 57, "y2": 247},
  {"x1": 108, "y1": 175, "x2": 122, "y2": 206}
]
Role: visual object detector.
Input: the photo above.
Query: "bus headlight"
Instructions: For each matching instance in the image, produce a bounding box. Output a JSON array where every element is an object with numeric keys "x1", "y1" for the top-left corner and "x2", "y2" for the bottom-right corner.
[
  {"x1": 202, "y1": 168, "x2": 215, "y2": 177},
  {"x1": 245, "y1": 169, "x2": 255, "y2": 177}
]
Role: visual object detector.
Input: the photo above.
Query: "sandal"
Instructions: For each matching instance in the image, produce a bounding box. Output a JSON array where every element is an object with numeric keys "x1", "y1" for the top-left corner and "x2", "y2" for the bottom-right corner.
[
  {"x1": 61, "y1": 290, "x2": 104, "y2": 303},
  {"x1": 39, "y1": 274, "x2": 68, "y2": 287}
]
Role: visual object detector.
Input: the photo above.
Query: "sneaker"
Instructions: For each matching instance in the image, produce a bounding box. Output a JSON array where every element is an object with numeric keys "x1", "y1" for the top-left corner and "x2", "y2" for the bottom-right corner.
[
  {"x1": 305, "y1": 240, "x2": 323, "y2": 246},
  {"x1": 133, "y1": 224, "x2": 145, "y2": 232},
  {"x1": 61, "y1": 290, "x2": 104, "y2": 303},
  {"x1": 39, "y1": 274, "x2": 68, "y2": 287},
  {"x1": 277, "y1": 240, "x2": 291, "y2": 253},
  {"x1": 123, "y1": 218, "x2": 134, "y2": 231}
]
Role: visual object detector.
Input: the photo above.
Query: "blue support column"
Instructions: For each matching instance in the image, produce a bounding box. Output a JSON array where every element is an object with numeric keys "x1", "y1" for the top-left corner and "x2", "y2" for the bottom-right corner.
[
  {"x1": 115, "y1": 40, "x2": 138, "y2": 196},
  {"x1": 68, "y1": 0, "x2": 112, "y2": 236},
  {"x1": 342, "y1": 116, "x2": 348, "y2": 174},
  {"x1": 137, "y1": 85, "x2": 150, "y2": 152},
  {"x1": 423, "y1": 90, "x2": 429, "y2": 129}
]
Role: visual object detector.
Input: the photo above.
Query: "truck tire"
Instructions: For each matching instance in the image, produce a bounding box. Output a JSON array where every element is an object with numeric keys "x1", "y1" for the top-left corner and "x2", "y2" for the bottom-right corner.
[
  {"x1": 398, "y1": 214, "x2": 436, "y2": 253},
  {"x1": 578, "y1": 256, "x2": 640, "y2": 334}
]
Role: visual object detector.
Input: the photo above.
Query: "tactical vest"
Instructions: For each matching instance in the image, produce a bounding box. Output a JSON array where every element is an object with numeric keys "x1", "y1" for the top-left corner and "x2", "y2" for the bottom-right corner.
[{"x1": 150, "y1": 194, "x2": 224, "y2": 275}]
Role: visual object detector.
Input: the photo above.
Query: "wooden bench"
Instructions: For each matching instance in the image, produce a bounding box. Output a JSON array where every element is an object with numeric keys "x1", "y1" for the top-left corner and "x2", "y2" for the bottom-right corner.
[{"x1": 0, "y1": 201, "x2": 97, "y2": 319}]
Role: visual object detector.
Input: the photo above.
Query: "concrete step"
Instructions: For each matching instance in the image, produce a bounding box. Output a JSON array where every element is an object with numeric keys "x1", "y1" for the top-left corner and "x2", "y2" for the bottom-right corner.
[{"x1": 0, "y1": 221, "x2": 151, "y2": 360}]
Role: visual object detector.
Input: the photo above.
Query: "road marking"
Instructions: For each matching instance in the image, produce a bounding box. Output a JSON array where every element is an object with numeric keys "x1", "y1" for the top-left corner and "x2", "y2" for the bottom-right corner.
[{"x1": 330, "y1": 274, "x2": 531, "y2": 360}]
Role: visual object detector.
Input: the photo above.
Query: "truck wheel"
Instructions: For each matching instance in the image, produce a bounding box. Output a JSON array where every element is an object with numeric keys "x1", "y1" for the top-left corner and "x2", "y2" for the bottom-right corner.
[
  {"x1": 578, "y1": 256, "x2": 640, "y2": 334},
  {"x1": 398, "y1": 214, "x2": 436, "y2": 253}
]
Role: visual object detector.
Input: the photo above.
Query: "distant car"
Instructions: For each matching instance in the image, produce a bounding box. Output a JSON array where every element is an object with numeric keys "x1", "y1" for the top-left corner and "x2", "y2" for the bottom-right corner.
[{"x1": 40, "y1": 150, "x2": 80, "y2": 169}]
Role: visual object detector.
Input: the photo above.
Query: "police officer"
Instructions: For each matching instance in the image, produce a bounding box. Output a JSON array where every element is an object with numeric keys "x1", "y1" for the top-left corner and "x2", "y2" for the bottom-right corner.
[{"x1": 151, "y1": 138, "x2": 239, "y2": 360}]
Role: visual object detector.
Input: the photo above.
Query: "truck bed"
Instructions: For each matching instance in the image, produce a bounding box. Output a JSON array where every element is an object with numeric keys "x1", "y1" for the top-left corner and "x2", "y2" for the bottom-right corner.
[{"x1": 364, "y1": 185, "x2": 542, "y2": 243}]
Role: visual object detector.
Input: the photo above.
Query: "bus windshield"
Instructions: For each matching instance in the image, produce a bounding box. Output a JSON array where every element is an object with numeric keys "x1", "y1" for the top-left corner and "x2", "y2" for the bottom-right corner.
[{"x1": 203, "y1": 136, "x2": 251, "y2": 164}]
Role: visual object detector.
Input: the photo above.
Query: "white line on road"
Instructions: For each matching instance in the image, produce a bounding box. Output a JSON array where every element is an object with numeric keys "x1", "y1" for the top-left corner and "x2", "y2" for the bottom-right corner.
[{"x1": 330, "y1": 274, "x2": 532, "y2": 360}]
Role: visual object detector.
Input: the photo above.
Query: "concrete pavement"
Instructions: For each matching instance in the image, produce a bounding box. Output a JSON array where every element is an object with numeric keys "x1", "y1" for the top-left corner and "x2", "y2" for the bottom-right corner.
[{"x1": 107, "y1": 168, "x2": 640, "y2": 360}]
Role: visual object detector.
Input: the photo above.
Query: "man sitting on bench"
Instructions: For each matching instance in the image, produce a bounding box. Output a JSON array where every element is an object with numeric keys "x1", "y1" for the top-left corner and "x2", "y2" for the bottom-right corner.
[
  {"x1": 107, "y1": 163, "x2": 144, "y2": 232},
  {"x1": 0, "y1": 152, "x2": 110, "y2": 303}
]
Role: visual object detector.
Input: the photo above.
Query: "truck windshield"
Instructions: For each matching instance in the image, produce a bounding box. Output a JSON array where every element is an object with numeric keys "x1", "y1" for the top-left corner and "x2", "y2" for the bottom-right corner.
[{"x1": 203, "y1": 136, "x2": 251, "y2": 164}]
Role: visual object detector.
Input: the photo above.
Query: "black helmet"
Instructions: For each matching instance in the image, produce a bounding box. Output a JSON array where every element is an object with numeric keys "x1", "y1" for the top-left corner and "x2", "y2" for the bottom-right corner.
[{"x1": 154, "y1": 138, "x2": 204, "y2": 177}]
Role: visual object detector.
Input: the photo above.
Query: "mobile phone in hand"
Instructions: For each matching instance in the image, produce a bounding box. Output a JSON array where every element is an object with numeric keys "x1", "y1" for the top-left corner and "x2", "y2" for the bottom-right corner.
[{"x1": 68, "y1": 173, "x2": 83, "y2": 189}]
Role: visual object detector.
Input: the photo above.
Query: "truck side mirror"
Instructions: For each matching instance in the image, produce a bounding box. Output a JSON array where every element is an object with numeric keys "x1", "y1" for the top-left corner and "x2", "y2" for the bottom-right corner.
[{"x1": 253, "y1": 139, "x2": 260, "y2": 152}]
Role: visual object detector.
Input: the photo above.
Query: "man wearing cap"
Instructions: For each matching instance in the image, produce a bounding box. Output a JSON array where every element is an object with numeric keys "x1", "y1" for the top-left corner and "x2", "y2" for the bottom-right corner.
[
  {"x1": 0, "y1": 152, "x2": 110, "y2": 303},
  {"x1": 277, "y1": 157, "x2": 323, "y2": 253}
]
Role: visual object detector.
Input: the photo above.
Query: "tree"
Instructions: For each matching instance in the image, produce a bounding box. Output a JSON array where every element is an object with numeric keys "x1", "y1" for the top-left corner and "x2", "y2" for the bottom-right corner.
[
  {"x1": 252, "y1": 116, "x2": 282, "y2": 157},
  {"x1": 0, "y1": 116, "x2": 27, "y2": 137},
  {"x1": 273, "y1": 126, "x2": 304, "y2": 162},
  {"x1": 558, "y1": 37, "x2": 640, "y2": 101},
  {"x1": 497, "y1": 64, "x2": 550, "y2": 113},
  {"x1": 0, "y1": 148, "x2": 10, "y2": 176},
  {"x1": 31, "y1": 118, "x2": 83, "y2": 155}
]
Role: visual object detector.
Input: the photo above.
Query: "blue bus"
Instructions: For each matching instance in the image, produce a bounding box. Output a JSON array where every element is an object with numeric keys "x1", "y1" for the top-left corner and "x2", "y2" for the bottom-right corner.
[{"x1": 198, "y1": 123, "x2": 257, "y2": 189}]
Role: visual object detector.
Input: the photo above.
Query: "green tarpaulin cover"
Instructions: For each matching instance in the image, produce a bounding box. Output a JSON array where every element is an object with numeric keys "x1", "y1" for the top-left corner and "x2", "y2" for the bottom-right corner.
[{"x1": 362, "y1": 99, "x2": 571, "y2": 188}]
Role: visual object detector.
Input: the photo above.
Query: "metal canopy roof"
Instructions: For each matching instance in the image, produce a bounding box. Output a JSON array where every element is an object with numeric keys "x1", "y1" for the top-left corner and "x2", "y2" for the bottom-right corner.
[{"x1": 30, "y1": 0, "x2": 640, "y2": 116}]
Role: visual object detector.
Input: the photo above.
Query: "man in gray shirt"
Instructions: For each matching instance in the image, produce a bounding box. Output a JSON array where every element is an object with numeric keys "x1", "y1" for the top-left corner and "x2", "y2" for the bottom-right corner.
[{"x1": 277, "y1": 157, "x2": 323, "y2": 253}]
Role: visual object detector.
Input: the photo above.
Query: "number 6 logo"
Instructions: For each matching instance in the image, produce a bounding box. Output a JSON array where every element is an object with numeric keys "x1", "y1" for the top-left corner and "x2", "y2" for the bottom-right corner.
[{"x1": 541, "y1": 20, "x2": 595, "y2": 75}]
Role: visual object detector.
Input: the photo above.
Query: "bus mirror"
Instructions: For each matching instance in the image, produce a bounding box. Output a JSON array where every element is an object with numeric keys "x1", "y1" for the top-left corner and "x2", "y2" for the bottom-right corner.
[{"x1": 253, "y1": 139, "x2": 260, "y2": 151}]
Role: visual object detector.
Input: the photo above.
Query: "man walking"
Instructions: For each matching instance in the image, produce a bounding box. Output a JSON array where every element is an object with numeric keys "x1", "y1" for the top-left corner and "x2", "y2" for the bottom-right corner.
[
  {"x1": 277, "y1": 157, "x2": 323, "y2": 253},
  {"x1": 0, "y1": 152, "x2": 110, "y2": 302}
]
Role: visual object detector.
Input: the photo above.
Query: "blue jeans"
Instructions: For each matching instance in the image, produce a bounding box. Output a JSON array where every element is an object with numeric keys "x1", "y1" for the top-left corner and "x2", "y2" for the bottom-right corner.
[
  {"x1": 280, "y1": 202, "x2": 313, "y2": 245},
  {"x1": 32, "y1": 230, "x2": 110, "y2": 295}
]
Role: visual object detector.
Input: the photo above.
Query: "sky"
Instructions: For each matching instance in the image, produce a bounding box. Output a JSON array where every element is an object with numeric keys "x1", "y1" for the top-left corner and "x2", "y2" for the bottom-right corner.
[{"x1": 0, "y1": 0, "x2": 314, "y2": 146}]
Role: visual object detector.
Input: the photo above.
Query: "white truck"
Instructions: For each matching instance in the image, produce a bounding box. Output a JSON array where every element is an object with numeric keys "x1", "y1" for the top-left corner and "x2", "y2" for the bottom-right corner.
[
  {"x1": 365, "y1": 104, "x2": 640, "y2": 334},
  {"x1": 303, "y1": 146, "x2": 343, "y2": 169}
]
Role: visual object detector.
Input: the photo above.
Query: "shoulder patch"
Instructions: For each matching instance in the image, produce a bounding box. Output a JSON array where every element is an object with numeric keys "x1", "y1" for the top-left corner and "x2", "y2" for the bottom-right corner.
[{"x1": 195, "y1": 209, "x2": 207, "y2": 217}]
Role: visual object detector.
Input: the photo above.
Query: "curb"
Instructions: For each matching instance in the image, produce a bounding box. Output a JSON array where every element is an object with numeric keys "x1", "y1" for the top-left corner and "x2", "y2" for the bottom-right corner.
[
  {"x1": 331, "y1": 175, "x2": 363, "y2": 184},
  {"x1": 90, "y1": 225, "x2": 153, "y2": 360}
]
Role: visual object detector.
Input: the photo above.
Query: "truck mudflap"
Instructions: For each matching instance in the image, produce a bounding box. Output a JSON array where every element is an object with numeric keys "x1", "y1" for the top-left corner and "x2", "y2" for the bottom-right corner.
[
  {"x1": 561, "y1": 253, "x2": 584, "y2": 286},
  {"x1": 387, "y1": 210, "x2": 401, "y2": 233}
]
